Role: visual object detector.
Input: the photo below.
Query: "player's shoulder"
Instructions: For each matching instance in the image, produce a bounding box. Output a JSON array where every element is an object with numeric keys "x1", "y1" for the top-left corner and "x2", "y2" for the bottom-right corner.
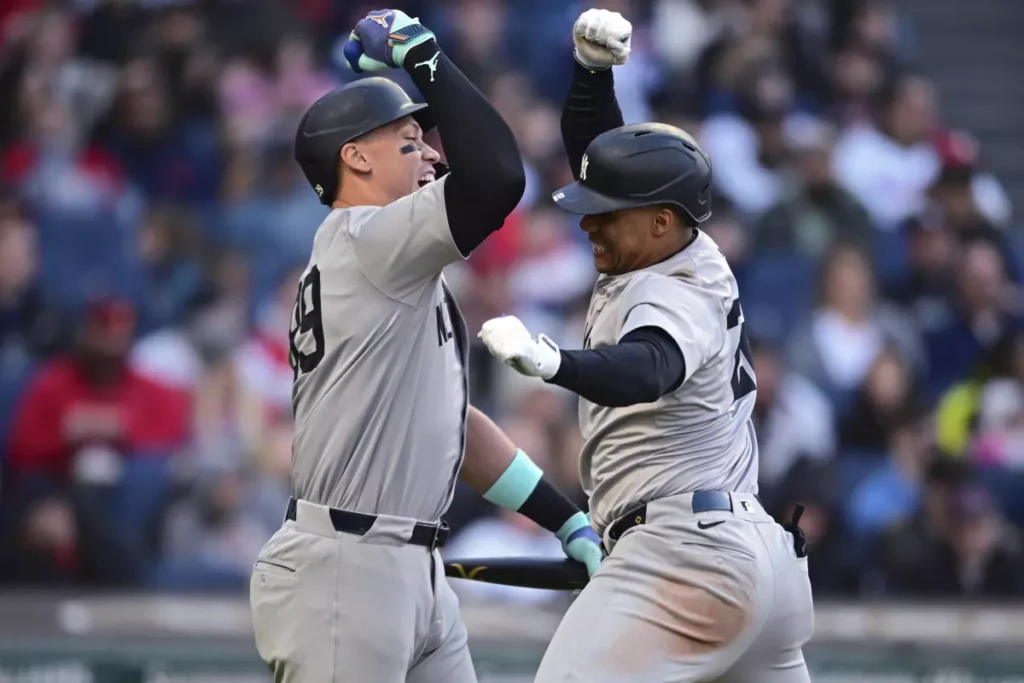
[{"x1": 633, "y1": 229, "x2": 734, "y2": 297}]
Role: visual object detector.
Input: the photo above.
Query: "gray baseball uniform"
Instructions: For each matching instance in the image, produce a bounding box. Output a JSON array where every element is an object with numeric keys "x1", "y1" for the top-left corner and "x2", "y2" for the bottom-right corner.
[
  {"x1": 249, "y1": 177, "x2": 478, "y2": 683},
  {"x1": 534, "y1": 230, "x2": 814, "y2": 683}
]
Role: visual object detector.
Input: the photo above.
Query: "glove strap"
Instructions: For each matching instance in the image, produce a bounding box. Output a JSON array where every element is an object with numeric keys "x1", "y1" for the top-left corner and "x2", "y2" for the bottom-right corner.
[{"x1": 389, "y1": 22, "x2": 435, "y2": 66}]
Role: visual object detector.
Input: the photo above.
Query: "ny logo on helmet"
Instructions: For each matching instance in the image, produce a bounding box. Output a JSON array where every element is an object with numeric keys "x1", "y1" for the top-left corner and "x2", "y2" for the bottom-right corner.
[
  {"x1": 315, "y1": 184, "x2": 324, "y2": 198},
  {"x1": 580, "y1": 154, "x2": 589, "y2": 181}
]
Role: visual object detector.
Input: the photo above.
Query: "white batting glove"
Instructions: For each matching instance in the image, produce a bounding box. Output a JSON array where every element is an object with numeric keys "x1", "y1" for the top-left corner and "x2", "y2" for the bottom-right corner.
[
  {"x1": 478, "y1": 316, "x2": 562, "y2": 380},
  {"x1": 573, "y1": 8, "x2": 632, "y2": 70}
]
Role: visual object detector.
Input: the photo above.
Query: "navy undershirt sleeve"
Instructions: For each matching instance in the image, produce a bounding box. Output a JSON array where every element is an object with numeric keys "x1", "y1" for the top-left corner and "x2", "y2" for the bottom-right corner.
[{"x1": 545, "y1": 326, "x2": 686, "y2": 407}]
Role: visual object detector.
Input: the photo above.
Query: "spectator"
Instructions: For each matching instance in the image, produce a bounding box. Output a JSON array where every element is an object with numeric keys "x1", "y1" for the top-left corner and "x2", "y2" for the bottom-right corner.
[
  {"x1": 838, "y1": 345, "x2": 923, "y2": 452},
  {"x1": 101, "y1": 56, "x2": 221, "y2": 205},
  {"x1": 878, "y1": 478, "x2": 1024, "y2": 598},
  {"x1": 845, "y1": 410, "x2": 932, "y2": 539},
  {"x1": 750, "y1": 336, "x2": 836, "y2": 500},
  {"x1": 754, "y1": 120, "x2": 873, "y2": 259},
  {"x1": 505, "y1": 205, "x2": 594, "y2": 343},
  {"x1": 788, "y1": 242, "x2": 920, "y2": 404},
  {"x1": 931, "y1": 128, "x2": 1012, "y2": 232},
  {"x1": 0, "y1": 204, "x2": 69, "y2": 366},
  {"x1": 771, "y1": 461, "x2": 860, "y2": 597},
  {"x1": 935, "y1": 325, "x2": 1024, "y2": 462},
  {"x1": 135, "y1": 203, "x2": 205, "y2": 335},
  {"x1": 831, "y1": 71, "x2": 938, "y2": 230},
  {"x1": 3, "y1": 299, "x2": 189, "y2": 585},
  {"x1": 925, "y1": 236, "x2": 1022, "y2": 400},
  {"x1": 701, "y1": 62, "x2": 817, "y2": 218},
  {"x1": 890, "y1": 206, "x2": 956, "y2": 331}
]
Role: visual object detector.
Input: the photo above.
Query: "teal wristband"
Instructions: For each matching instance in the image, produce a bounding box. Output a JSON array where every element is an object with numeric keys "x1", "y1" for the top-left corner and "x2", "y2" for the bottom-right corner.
[
  {"x1": 483, "y1": 449, "x2": 543, "y2": 511},
  {"x1": 555, "y1": 511, "x2": 591, "y2": 545}
]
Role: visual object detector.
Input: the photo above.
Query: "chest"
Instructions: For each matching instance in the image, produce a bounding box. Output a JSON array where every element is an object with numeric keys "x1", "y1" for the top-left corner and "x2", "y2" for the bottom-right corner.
[{"x1": 582, "y1": 279, "x2": 630, "y2": 350}]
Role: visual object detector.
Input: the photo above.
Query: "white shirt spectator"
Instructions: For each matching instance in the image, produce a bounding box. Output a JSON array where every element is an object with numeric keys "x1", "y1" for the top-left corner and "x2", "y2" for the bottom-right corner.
[
  {"x1": 832, "y1": 125, "x2": 1012, "y2": 230},
  {"x1": 758, "y1": 373, "x2": 836, "y2": 487}
]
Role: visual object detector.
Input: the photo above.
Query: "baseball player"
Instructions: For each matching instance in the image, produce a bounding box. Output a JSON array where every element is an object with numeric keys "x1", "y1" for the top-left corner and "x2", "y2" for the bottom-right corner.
[
  {"x1": 478, "y1": 9, "x2": 815, "y2": 683},
  {"x1": 248, "y1": 9, "x2": 602, "y2": 683}
]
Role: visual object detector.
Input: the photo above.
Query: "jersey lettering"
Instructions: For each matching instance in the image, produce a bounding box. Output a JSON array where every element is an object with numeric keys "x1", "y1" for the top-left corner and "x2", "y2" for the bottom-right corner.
[
  {"x1": 726, "y1": 298, "x2": 756, "y2": 402},
  {"x1": 289, "y1": 265, "x2": 325, "y2": 380}
]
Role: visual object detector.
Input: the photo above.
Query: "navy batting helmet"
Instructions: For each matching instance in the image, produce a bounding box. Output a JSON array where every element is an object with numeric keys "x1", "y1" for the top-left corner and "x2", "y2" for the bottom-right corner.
[
  {"x1": 551, "y1": 123, "x2": 713, "y2": 224},
  {"x1": 294, "y1": 77, "x2": 435, "y2": 206}
]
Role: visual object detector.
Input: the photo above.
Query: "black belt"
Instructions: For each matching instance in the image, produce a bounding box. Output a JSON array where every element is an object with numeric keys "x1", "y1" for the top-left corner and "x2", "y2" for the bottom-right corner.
[
  {"x1": 285, "y1": 498, "x2": 450, "y2": 551},
  {"x1": 606, "y1": 491, "x2": 756, "y2": 542}
]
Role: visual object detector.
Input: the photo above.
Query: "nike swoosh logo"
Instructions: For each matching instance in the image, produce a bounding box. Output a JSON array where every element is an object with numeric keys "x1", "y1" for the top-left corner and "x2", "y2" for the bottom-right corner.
[{"x1": 697, "y1": 520, "x2": 726, "y2": 530}]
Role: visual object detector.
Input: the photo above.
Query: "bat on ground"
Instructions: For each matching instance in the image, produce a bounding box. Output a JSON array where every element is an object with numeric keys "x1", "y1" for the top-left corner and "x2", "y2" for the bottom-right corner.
[{"x1": 444, "y1": 557, "x2": 589, "y2": 591}]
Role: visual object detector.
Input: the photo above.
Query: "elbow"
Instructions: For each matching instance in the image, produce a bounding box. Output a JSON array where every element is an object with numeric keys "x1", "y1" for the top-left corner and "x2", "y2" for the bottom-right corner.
[{"x1": 490, "y1": 158, "x2": 526, "y2": 217}]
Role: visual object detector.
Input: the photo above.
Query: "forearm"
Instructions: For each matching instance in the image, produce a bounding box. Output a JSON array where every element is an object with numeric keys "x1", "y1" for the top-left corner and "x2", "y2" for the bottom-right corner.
[
  {"x1": 561, "y1": 59, "x2": 624, "y2": 178},
  {"x1": 546, "y1": 327, "x2": 685, "y2": 407},
  {"x1": 460, "y1": 406, "x2": 585, "y2": 537},
  {"x1": 460, "y1": 405, "x2": 518, "y2": 495},
  {"x1": 404, "y1": 41, "x2": 525, "y2": 254}
]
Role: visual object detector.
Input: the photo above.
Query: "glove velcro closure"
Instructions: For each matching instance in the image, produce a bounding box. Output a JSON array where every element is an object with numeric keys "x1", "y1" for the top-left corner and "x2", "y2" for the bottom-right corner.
[{"x1": 389, "y1": 24, "x2": 434, "y2": 66}]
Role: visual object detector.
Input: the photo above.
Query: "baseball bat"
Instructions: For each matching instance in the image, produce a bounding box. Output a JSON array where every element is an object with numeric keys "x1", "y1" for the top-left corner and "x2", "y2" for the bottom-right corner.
[{"x1": 444, "y1": 557, "x2": 590, "y2": 590}]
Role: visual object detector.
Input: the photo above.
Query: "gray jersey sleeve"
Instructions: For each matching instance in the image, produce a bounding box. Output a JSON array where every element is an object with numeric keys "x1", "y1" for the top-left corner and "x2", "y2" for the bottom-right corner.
[
  {"x1": 348, "y1": 176, "x2": 466, "y2": 304},
  {"x1": 618, "y1": 273, "x2": 725, "y2": 385}
]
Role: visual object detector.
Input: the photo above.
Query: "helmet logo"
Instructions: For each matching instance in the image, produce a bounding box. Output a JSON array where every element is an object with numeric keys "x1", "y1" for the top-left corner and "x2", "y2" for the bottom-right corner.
[
  {"x1": 315, "y1": 184, "x2": 324, "y2": 198},
  {"x1": 580, "y1": 154, "x2": 589, "y2": 181}
]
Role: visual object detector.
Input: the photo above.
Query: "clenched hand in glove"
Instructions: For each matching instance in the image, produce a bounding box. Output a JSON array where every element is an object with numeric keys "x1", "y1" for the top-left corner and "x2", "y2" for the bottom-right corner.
[
  {"x1": 478, "y1": 316, "x2": 562, "y2": 380},
  {"x1": 573, "y1": 8, "x2": 632, "y2": 70},
  {"x1": 342, "y1": 9, "x2": 437, "y2": 73}
]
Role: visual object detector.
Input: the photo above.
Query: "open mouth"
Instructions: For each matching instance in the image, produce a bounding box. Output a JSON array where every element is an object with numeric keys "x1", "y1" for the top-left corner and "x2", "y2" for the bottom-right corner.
[
  {"x1": 418, "y1": 172, "x2": 436, "y2": 188},
  {"x1": 591, "y1": 242, "x2": 608, "y2": 256}
]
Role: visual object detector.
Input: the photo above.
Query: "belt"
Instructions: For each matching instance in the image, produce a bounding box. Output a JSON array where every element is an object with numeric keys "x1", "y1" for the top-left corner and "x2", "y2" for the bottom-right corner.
[
  {"x1": 285, "y1": 498, "x2": 450, "y2": 551},
  {"x1": 607, "y1": 491, "x2": 759, "y2": 542}
]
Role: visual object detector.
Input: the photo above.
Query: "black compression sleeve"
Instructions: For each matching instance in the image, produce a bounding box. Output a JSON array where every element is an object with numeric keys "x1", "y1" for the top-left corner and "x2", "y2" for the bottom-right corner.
[
  {"x1": 546, "y1": 327, "x2": 686, "y2": 407},
  {"x1": 518, "y1": 478, "x2": 582, "y2": 535},
  {"x1": 404, "y1": 41, "x2": 525, "y2": 256},
  {"x1": 562, "y1": 59, "x2": 625, "y2": 179}
]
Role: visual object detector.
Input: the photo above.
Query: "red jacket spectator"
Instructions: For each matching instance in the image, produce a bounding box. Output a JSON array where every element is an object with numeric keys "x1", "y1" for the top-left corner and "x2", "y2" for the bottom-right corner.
[{"x1": 7, "y1": 300, "x2": 190, "y2": 480}]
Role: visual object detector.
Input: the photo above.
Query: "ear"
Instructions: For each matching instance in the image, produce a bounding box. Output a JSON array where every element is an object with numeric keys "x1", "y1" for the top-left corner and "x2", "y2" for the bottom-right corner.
[
  {"x1": 339, "y1": 142, "x2": 372, "y2": 174},
  {"x1": 651, "y1": 207, "x2": 675, "y2": 237}
]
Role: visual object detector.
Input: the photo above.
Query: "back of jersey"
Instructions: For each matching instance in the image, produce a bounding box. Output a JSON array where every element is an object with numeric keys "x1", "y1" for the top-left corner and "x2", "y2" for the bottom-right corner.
[
  {"x1": 288, "y1": 178, "x2": 469, "y2": 521},
  {"x1": 579, "y1": 230, "x2": 759, "y2": 532}
]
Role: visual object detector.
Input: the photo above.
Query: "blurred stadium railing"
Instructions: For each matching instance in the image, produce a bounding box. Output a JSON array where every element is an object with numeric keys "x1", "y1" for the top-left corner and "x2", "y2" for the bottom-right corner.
[{"x1": 2, "y1": 595, "x2": 1024, "y2": 682}]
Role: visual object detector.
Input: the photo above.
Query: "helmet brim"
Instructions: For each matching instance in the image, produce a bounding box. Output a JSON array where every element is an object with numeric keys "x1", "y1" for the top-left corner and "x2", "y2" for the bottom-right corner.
[{"x1": 550, "y1": 180, "x2": 634, "y2": 216}]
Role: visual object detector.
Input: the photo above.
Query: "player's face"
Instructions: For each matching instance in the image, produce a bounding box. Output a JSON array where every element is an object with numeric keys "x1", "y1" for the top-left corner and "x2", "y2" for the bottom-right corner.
[
  {"x1": 359, "y1": 118, "x2": 441, "y2": 200},
  {"x1": 579, "y1": 207, "x2": 675, "y2": 275}
]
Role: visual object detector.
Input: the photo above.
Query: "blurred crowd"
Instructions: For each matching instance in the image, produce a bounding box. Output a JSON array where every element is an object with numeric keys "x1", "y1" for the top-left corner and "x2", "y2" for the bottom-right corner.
[{"x1": 1, "y1": 0, "x2": 1023, "y2": 603}]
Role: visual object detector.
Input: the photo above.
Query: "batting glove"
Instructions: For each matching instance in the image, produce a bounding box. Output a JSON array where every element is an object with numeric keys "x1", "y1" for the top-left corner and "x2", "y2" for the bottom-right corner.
[
  {"x1": 573, "y1": 8, "x2": 632, "y2": 70},
  {"x1": 557, "y1": 512, "x2": 604, "y2": 578},
  {"x1": 478, "y1": 315, "x2": 561, "y2": 380},
  {"x1": 342, "y1": 9, "x2": 436, "y2": 73}
]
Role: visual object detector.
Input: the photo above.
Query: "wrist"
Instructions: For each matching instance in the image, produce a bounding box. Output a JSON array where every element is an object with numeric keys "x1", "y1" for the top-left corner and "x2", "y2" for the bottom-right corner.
[
  {"x1": 403, "y1": 39, "x2": 441, "y2": 74},
  {"x1": 482, "y1": 449, "x2": 543, "y2": 511},
  {"x1": 483, "y1": 450, "x2": 581, "y2": 535},
  {"x1": 535, "y1": 334, "x2": 562, "y2": 379},
  {"x1": 573, "y1": 48, "x2": 610, "y2": 71}
]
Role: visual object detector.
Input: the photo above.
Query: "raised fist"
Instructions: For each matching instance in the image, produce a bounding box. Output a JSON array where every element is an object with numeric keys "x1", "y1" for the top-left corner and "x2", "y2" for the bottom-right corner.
[
  {"x1": 342, "y1": 9, "x2": 436, "y2": 72},
  {"x1": 573, "y1": 8, "x2": 632, "y2": 70}
]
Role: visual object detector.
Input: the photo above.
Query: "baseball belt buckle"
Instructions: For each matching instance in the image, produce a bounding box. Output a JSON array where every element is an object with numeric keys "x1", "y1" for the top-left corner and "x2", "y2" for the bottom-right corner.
[{"x1": 430, "y1": 520, "x2": 449, "y2": 552}]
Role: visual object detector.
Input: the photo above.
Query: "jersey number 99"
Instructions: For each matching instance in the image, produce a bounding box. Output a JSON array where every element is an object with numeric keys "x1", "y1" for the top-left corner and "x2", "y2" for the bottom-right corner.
[{"x1": 289, "y1": 265, "x2": 325, "y2": 379}]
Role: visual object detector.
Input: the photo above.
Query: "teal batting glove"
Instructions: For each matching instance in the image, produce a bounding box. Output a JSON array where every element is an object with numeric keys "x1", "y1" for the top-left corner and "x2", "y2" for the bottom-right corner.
[
  {"x1": 342, "y1": 9, "x2": 436, "y2": 73},
  {"x1": 556, "y1": 512, "x2": 604, "y2": 578}
]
